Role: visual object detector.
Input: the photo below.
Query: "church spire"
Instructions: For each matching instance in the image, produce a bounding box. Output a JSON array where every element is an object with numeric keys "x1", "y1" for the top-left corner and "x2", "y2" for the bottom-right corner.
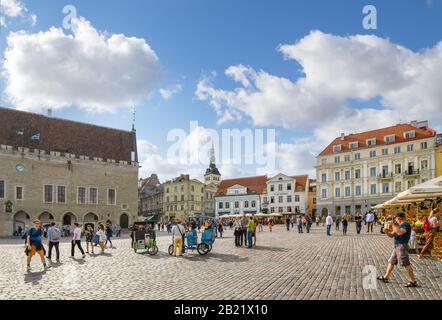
[{"x1": 210, "y1": 139, "x2": 216, "y2": 164}]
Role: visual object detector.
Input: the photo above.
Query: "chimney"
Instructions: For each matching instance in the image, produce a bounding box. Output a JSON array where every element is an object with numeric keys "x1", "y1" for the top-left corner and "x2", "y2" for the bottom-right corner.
[
  {"x1": 47, "y1": 108, "x2": 53, "y2": 117},
  {"x1": 340, "y1": 133, "x2": 345, "y2": 141}
]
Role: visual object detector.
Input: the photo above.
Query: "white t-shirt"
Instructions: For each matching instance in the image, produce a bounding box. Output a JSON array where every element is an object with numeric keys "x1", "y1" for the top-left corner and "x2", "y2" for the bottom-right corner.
[
  {"x1": 326, "y1": 216, "x2": 333, "y2": 226},
  {"x1": 172, "y1": 224, "x2": 185, "y2": 240},
  {"x1": 96, "y1": 230, "x2": 106, "y2": 242},
  {"x1": 366, "y1": 213, "x2": 375, "y2": 222},
  {"x1": 73, "y1": 227, "x2": 82, "y2": 240}
]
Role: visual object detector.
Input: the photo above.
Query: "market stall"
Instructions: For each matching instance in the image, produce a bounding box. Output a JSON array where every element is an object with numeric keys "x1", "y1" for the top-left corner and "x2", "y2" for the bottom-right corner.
[{"x1": 376, "y1": 176, "x2": 442, "y2": 262}]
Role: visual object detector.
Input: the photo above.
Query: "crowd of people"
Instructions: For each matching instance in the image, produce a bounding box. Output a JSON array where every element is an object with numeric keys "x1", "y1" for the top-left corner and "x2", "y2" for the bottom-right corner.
[{"x1": 24, "y1": 219, "x2": 117, "y2": 272}]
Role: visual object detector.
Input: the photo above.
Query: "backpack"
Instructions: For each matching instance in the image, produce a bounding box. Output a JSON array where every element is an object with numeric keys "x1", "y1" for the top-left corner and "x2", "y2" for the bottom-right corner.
[
  {"x1": 51, "y1": 228, "x2": 61, "y2": 241},
  {"x1": 423, "y1": 220, "x2": 431, "y2": 232}
]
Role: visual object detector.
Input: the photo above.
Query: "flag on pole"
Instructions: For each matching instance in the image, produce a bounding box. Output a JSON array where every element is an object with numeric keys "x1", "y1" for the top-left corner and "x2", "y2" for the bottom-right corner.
[{"x1": 31, "y1": 133, "x2": 40, "y2": 140}]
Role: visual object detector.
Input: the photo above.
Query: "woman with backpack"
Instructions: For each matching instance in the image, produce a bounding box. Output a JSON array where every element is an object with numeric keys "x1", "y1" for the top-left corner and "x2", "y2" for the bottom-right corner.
[{"x1": 85, "y1": 224, "x2": 95, "y2": 254}]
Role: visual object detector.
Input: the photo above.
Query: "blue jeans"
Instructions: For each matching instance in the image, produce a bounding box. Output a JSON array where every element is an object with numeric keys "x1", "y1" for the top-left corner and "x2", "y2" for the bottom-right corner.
[
  {"x1": 326, "y1": 225, "x2": 331, "y2": 236},
  {"x1": 247, "y1": 231, "x2": 253, "y2": 248},
  {"x1": 297, "y1": 225, "x2": 303, "y2": 233}
]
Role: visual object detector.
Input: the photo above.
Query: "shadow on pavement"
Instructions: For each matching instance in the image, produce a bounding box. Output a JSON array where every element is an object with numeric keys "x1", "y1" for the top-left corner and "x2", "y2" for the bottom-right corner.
[{"x1": 24, "y1": 270, "x2": 46, "y2": 285}]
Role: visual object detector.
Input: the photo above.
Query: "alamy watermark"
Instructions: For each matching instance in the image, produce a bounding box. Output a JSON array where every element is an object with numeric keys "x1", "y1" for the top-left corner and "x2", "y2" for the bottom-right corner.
[
  {"x1": 166, "y1": 121, "x2": 276, "y2": 173},
  {"x1": 362, "y1": 4, "x2": 377, "y2": 30}
]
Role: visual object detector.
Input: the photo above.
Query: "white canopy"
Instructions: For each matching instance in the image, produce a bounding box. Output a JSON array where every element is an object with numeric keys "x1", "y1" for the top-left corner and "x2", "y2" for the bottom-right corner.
[{"x1": 396, "y1": 176, "x2": 442, "y2": 202}]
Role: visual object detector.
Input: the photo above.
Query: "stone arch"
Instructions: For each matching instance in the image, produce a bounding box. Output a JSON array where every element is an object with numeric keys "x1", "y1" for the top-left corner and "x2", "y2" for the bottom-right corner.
[
  {"x1": 83, "y1": 212, "x2": 99, "y2": 223},
  {"x1": 62, "y1": 212, "x2": 77, "y2": 226},
  {"x1": 38, "y1": 212, "x2": 55, "y2": 225},
  {"x1": 119, "y1": 213, "x2": 129, "y2": 229},
  {"x1": 13, "y1": 211, "x2": 30, "y2": 234}
]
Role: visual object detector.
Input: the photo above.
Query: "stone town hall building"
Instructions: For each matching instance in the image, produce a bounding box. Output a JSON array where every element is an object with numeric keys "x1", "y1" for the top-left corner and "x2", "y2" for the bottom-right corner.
[{"x1": 0, "y1": 107, "x2": 139, "y2": 236}]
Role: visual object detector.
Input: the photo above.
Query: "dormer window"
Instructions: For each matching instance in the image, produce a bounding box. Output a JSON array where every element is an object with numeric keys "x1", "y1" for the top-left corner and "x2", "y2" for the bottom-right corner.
[
  {"x1": 384, "y1": 135, "x2": 395, "y2": 143},
  {"x1": 333, "y1": 144, "x2": 342, "y2": 153},
  {"x1": 349, "y1": 142, "x2": 359, "y2": 149},
  {"x1": 366, "y1": 138, "x2": 376, "y2": 146},
  {"x1": 404, "y1": 131, "x2": 416, "y2": 139}
]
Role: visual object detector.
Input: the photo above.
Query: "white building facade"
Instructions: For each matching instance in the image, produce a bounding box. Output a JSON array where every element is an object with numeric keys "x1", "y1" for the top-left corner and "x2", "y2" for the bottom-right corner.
[
  {"x1": 316, "y1": 121, "x2": 437, "y2": 217},
  {"x1": 263, "y1": 174, "x2": 309, "y2": 215},
  {"x1": 215, "y1": 175, "x2": 267, "y2": 217}
]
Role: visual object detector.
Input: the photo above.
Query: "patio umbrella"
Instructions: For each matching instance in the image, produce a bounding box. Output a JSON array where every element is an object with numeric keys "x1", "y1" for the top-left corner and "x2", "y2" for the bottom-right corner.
[{"x1": 396, "y1": 176, "x2": 442, "y2": 202}]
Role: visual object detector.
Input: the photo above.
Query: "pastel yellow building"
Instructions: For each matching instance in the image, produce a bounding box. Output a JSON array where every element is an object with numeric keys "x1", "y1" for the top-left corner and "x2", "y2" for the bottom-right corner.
[
  {"x1": 436, "y1": 134, "x2": 442, "y2": 177},
  {"x1": 163, "y1": 174, "x2": 205, "y2": 219}
]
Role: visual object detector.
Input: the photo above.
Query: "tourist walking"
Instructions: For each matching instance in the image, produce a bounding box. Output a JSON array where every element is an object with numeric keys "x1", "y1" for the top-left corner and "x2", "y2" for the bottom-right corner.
[
  {"x1": 355, "y1": 213, "x2": 363, "y2": 234},
  {"x1": 95, "y1": 224, "x2": 107, "y2": 254},
  {"x1": 241, "y1": 215, "x2": 248, "y2": 247},
  {"x1": 247, "y1": 217, "x2": 255, "y2": 249},
  {"x1": 335, "y1": 217, "x2": 340, "y2": 231},
  {"x1": 315, "y1": 216, "x2": 320, "y2": 227},
  {"x1": 105, "y1": 223, "x2": 114, "y2": 248},
  {"x1": 171, "y1": 221, "x2": 185, "y2": 257},
  {"x1": 342, "y1": 215, "x2": 348, "y2": 235},
  {"x1": 233, "y1": 219, "x2": 242, "y2": 247},
  {"x1": 218, "y1": 223, "x2": 224, "y2": 238},
  {"x1": 71, "y1": 223, "x2": 86, "y2": 259},
  {"x1": 26, "y1": 219, "x2": 50, "y2": 272},
  {"x1": 258, "y1": 219, "x2": 263, "y2": 232},
  {"x1": 253, "y1": 218, "x2": 258, "y2": 246},
  {"x1": 296, "y1": 216, "x2": 303, "y2": 233},
  {"x1": 46, "y1": 222, "x2": 61, "y2": 262},
  {"x1": 85, "y1": 224, "x2": 95, "y2": 254},
  {"x1": 366, "y1": 211, "x2": 375, "y2": 233},
  {"x1": 285, "y1": 216, "x2": 291, "y2": 231},
  {"x1": 306, "y1": 216, "x2": 312, "y2": 233},
  {"x1": 377, "y1": 211, "x2": 418, "y2": 288},
  {"x1": 268, "y1": 218, "x2": 273, "y2": 232},
  {"x1": 326, "y1": 213, "x2": 333, "y2": 236},
  {"x1": 417, "y1": 208, "x2": 440, "y2": 259}
]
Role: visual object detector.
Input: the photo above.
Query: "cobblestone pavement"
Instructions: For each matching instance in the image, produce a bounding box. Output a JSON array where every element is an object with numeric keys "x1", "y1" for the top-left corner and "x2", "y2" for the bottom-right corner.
[{"x1": 0, "y1": 224, "x2": 441, "y2": 300}]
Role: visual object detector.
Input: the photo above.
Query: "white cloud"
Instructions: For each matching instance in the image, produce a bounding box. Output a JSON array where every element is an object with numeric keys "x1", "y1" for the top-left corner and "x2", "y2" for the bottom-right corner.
[
  {"x1": 1, "y1": 0, "x2": 25, "y2": 17},
  {"x1": 0, "y1": 0, "x2": 35, "y2": 27},
  {"x1": 3, "y1": 17, "x2": 162, "y2": 113},
  {"x1": 196, "y1": 30, "x2": 442, "y2": 130},
  {"x1": 159, "y1": 84, "x2": 182, "y2": 100}
]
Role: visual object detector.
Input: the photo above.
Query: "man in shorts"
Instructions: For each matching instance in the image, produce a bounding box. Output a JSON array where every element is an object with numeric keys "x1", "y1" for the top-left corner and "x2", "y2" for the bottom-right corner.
[
  {"x1": 377, "y1": 212, "x2": 417, "y2": 287},
  {"x1": 26, "y1": 219, "x2": 50, "y2": 272}
]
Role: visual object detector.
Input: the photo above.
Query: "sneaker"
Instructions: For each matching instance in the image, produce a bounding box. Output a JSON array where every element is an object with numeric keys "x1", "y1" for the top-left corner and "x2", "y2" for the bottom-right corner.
[
  {"x1": 44, "y1": 265, "x2": 51, "y2": 271},
  {"x1": 82, "y1": 254, "x2": 86, "y2": 259}
]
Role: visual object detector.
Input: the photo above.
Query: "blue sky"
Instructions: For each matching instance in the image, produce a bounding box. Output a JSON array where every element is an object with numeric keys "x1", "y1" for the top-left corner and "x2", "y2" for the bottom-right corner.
[{"x1": 1, "y1": 0, "x2": 441, "y2": 180}]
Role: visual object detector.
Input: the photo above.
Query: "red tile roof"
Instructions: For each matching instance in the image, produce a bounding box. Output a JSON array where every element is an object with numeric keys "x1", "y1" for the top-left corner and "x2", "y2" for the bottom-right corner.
[
  {"x1": 0, "y1": 107, "x2": 137, "y2": 163},
  {"x1": 292, "y1": 175, "x2": 308, "y2": 192},
  {"x1": 318, "y1": 123, "x2": 436, "y2": 156},
  {"x1": 215, "y1": 175, "x2": 267, "y2": 197}
]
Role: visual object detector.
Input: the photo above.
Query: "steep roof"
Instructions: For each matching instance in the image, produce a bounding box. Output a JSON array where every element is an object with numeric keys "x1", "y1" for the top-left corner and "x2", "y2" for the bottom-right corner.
[
  {"x1": 292, "y1": 175, "x2": 308, "y2": 192},
  {"x1": 0, "y1": 107, "x2": 137, "y2": 163},
  {"x1": 318, "y1": 123, "x2": 436, "y2": 157},
  {"x1": 215, "y1": 175, "x2": 267, "y2": 197}
]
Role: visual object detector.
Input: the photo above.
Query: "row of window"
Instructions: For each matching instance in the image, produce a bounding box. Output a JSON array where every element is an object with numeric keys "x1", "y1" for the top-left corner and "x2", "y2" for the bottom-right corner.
[
  {"x1": 218, "y1": 200, "x2": 257, "y2": 209},
  {"x1": 269, "y1": 183, "x2": 292, "y2": 192},
  {"x1": 321, "y1": 180, "x2": 418, "y2": 199},
  {"x1": 166, "y1": 195, "x2": 204, "y2": 202},
  {"x1": 165, "y1": 185, "x2": 204, "y2": 193},
  {"x1": 333, "y1": 131, "x2": 420, "y2": 154},
  {"x1": 166, "y1": 204, "x2": 199, "y2": 211},
  {"x1": 266, "y1": 195, "x2": 300, "y2": 204},
  {"x1": 321, "y1": 160, "x2": 428, "y2": 183},
  {"x1": 269, "y1": 206, "x2": 300, "y2": 213},
  {"x1": 0, "y1": 181, "x2": 116, "y2": 205},
  {"x1": 327, "y1": 141, "x2": 428, "y2": 164}
]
